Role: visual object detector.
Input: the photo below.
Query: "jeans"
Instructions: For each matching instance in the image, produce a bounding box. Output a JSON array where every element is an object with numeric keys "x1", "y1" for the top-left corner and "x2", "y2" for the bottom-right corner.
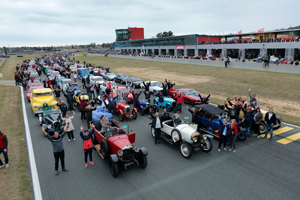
[
  {"x1": 84, "y1": 148, "x2": 93, "y2": 163},
  {"x1": 23, "y1": 85, "x2": 27, "y2": 91},
  {"x1": 175, "y1": 103, "x2": 182, "y2": 113},
  {"x1": 96, "y1": 92, "x2": 100, "y2": 98},
  {"x1": 0, "y1": 148, "x2": 9, "y2": 165},
  {"x1": 88, "y1": 93, "x2": 92, "y2": 101},
  {"x1": 254, "y1": 123, "x2": 260, "y2": 135},
  {"x1": 67, "y1": 130, "x2": 74, "y2": 140},
  {"x1": 87, "y1": 118, "x2": 92, "y2": 129},
  {"x1": 154, "y1": 128, "x2": 161, "y2": 143},
  {"x1": 218, "y1": 134, "x2": 227, "y2": 149},
  {"x1": 108, "y1": 106, "x2": 115, "y2": 115},
  {"x1": 90, "y1": 91, "x2": 95, "y2": 99},
  {"x1": 230, "y1": 135, "x2": 237, "y2": 150},
  {"x1": 80, "y1": 109, "x2": 85, "y2": 120},
  {"x1": 159, "y1": 102, "x2": 163, "y2": 111},
  {"x1": 265, "y1": 124, "x2": 274, "y2": 138},
  {"x1": 246, "y1": 127, "x2": 251, "y2": 135},
  {"x1": 53, "y1": 150, "x2": 65, "y2": 171},
  {"x1": 68, "y1": 101, "x2": 73, "y2": 111}
]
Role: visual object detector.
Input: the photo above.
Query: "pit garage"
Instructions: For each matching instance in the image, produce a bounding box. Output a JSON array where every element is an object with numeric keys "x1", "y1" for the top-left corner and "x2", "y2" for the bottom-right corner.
[
  {"x1": 267, "y1": 49, "x2": 285, "y2": 58},
  {"x1": 245, "y1": 49, "x2": 260, "y2": 59}
]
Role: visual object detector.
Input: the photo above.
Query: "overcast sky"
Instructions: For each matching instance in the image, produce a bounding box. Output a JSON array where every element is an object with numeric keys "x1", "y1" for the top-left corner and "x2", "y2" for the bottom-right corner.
[{"x1": 0, "y1": 0, "x2": 298, "y2": 47}]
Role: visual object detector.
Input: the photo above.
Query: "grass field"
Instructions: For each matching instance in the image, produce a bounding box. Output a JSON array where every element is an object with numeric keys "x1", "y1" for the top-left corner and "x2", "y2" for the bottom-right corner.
[
  {"x1": 74, "y1": 52, "x2": 300, "y2": 126},
  {"x1": 0, "y1": 86, "x2": 32, "y2": 200}
]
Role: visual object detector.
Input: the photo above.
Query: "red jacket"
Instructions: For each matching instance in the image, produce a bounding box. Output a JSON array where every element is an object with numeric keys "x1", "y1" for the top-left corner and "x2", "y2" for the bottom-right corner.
[
  {"x1": 228, "y1": 124, "x2": 238, "y2": 136},
  {"x1": 174, "y1": 94, "x2": 184, "y2": 104},
  {"x1": 80, "y1": 99, "x2": 88, "y2": 110}
]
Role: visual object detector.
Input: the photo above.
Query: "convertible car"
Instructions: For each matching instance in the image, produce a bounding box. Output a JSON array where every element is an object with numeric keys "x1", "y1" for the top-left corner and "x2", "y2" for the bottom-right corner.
[
  {"x1": 150, "y1": 113, "x2": 213, "y2": 158},
  {"x1": 138, "y1": 100, "x2": 158, "y2": 116},
  {"x1": 168, "y1": 88, "x2": 210, "y2": 106},
  {"x1": 92, "y1": 120, "x2": 148, "y2": 177},
  {"x1": 154, "y1": 97, "x2": 176, "y2": 112},
  {"x1": 115, "y1": 99, "x2": 137, "y2": 121}
]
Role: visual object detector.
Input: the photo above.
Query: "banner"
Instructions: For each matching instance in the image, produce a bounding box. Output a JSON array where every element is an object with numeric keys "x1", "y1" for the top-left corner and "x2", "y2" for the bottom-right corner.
[
  {"x1": 238, "y1": 30, "x2": 242, "y2": 34},
  {"x1": 258, "y1": 28, "x2": 264, "y2": 33},
  {"x1": 142, "y1": 45, "x2": 145, "y2": 54},
  {"x1": 176, "y1": 46, "x2": 185, "y2": 49}
]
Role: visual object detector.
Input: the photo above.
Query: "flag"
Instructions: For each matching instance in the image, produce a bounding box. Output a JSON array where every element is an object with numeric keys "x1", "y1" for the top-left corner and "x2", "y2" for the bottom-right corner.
[
  {"x1": 142, "y1": 45, "x2": 145, "y2": 54},
  {"x1": 258, "y1": 28, "x2": 264, "y2": 33},
  {"x1": 238, "y1": 30, "x2": 242, "y2": 34}
]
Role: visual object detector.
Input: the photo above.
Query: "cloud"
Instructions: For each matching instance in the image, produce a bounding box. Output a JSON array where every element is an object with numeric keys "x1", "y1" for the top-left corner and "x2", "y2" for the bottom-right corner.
[{"x1": 0, "y1": 0, "x2": 298, "y2": 46}]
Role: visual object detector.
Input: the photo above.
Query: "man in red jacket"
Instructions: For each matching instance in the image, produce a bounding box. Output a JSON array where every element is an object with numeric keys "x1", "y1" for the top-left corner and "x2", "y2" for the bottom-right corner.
[{"x1": 173, "y1": 93, "x2": 184, "y2": 113}]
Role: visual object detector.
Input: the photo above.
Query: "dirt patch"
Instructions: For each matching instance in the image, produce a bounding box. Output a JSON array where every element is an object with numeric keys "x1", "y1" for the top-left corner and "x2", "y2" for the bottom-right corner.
[{"x1": 114, "y1": 66, "x2": 214, "y2": 86}]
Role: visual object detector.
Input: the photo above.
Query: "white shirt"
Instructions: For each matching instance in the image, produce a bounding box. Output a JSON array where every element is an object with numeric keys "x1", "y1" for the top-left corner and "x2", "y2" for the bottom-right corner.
[
  {"x1": 155, "y1": 117, "x2": 161, "y2": 128},
  {"x1": 268, "y1": 113, "x2": 273, "y2": 120},
  {"x1": 74, "y1": 74, "x2": 77, "y2": 78}
]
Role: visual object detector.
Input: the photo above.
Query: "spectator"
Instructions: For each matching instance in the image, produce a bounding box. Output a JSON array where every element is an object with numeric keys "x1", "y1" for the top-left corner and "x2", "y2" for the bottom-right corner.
[
  {"x1": 53, "y1": 87, "x2": 62, "y2": 102},
  {"x1": 264, "y1": 108, "x2": 277, "y2": 141},
  {"x1": 0, "y1": 131, "x2": 9, "y2": 168},
  {"x1": 143, "y1": 89, "x2": 151, "y2": 103},
  {"x1": 97, "y1": 95, "x2": 107, "y2": 110},
  {"x1": 173, "y1": 93, "x2": 184, "y2": 113},
  {"x1": 79, "y1": 94, "x2": 88, "y2": 121},
  {"x1": 95, "y1": 83, "x2": 100, "y2": 98},
  {"x1": 199, "y1": 92, "x2": 211, "y2": 104},
  {"x1": 249, "y1": 89, "x2": 259, "y2": 107},
  {"x1": 253, "y1": 107, "x2": 263, "y2": 138},
  {"x1": 73, "y1": 71, "x2": 77, "y2": 83},
  {"x1": 218, "y1": 116, "x2": 229, "y2": 152},
  {"x1": 61, "y1": 111, "x2": 76, "y2": 142},
  {"x1": 66, "y1": 91, "x2": 74, "y2": 111},
  {"x1": 105, "y1": 93, "x2": 118, "y2": 115},
  {"x1": 295, "y1": 60, "x2": 299, "y2": 66},
  {"x1": 57, "y1": 101, "x2": 68, "y2": 118},
  {"x1": 41, "y1": 124, "x2": 69, "y2": 175},
  {"x1": 225, "y1": 100, "x2": 238, "y2": 120},
  {"x1": 228, "y1": 119, "x2": 238, "y2": 152},
  {"x1": 142, "y1": 80, "x2": 151, "y2": 92},
  {"x1": 157, "y1": 91, "x2": 164, "y2": 111},
  {"x1": 84, "y1": 105, "x2": 96, "y2": 129},
  {"x1": 162, "y1": 82, "x2": 168, "y2": 97},
  {"x1": 187, "y1": 106, "x2": 201, "y2": 129},
  {"x1": 149, "y1": 108, "x2": 164, "y2": 144},
  {"x1": 132, "y1": 89, "x2": 142, "y2": 109},
  {"x1": 242, "y1": 105, "x2": 254, "y2": 137},
  {"x1": 79, "y1": 125, "x2": 94, "y2": 168}
]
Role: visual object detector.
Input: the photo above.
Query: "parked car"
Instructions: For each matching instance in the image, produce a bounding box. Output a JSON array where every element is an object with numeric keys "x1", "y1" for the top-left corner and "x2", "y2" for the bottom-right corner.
[
  {"x1": 114, "y1": 99, "x2": 138, "y2": 121},
  {"x1": 102, "y1": 72, "x2": 116, "y2": 81},
  {"x1": 92, "y1": 68, "x2": 101, "y2": 76},
  {"x1": 90, "y1": 75, "x2": 104, "y2": 85},
  {"x1": 140, "y1": 81, "x2": 163, "y2": 95},
  {"x1": 138, "y1": 100, "x2": 158, "y2": 115},
  {"x1": 118, "y1": 86, "x2": 133, "y2": 103},
  {"x1": 115, "y1": 73, "x2": 129, "y2": 84},
  {"x1": 44, "y1": 66, "x2": 52, "y2": 74},
  {"x1": 28, "y1": 82, "x2": 43, "y2": 89},
  {"x1": 92, "y1": 107, "x2": 113, "y2": 121},
  {"x1": 59, "y1": 78, "x2": 71, "y2": 90},
  {"x1": 100, "y1": 81, "x2": 117, "y2": 93},
  {"x1": 270, "y1": 55, "x2": 279, "y2": 62},
  {"x1": 149, "y1": 113, "x2": 213, "y2": 158},
  {"x1": 97, "y1": 70, "x2": 107, "y2": 76},
  {"x1": 63, "y1": 83, "x2": 79, "y2": 95},
  {"x1": 195, "y1": 104, "x2": 247, "y2": 141},
  {"x1": 77, "y1": 68, "x2": 90, "y2": 79},
  {"x1": 39, "y1": 109, "x2": 63, "y2": 134},
  {"x1": 73, "y1": 90, "x2": 89, "y2": 110},
  {"x1": 253, "y1": 56, "x2": 265, "y2": 62},
  {"x1": 30, "y1": 88, "x2": 58, "y2": 115},
  {"x1": 168, "y1": 88, "x2": 209, "y2": 106},
  {"x1": 154, "y1": 97, "x2": 176, "y2": 112},
  {"x1": 127, "y1": 77, "x2": 143, "y2": 88},
  {"x1": 26, "y1": 86, "x2": 44, "y2": 102},
  {"x1": 70, "y1": 66, "x2": 77, "y2": 73},
  {"x1": 92, "y1": 120, "x2": 148, "y2": 177}
]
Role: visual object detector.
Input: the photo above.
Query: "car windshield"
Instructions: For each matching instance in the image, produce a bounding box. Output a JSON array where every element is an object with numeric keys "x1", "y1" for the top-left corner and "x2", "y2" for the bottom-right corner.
[
  {"x1": 119, "y1": 73, "x2": 127, "y2": 77},
  {"x1": 80, "y1": 69, "x2": 89, "y2": 72},
  {"x1": 132, "y1": 77, "x2": 141, "y2": 81},
  {"x1": 30, "y1": 83, "x2": 43, "y2": 87},
  {"x1": 106, "y1": 73, "x2": 115, "y2": 76},
  {"x1": 93, "y1": 77, "x2": 103, "y2": 81},
  {"x1": 34, "y1": 92, "x2": 52, "y2": 97},
  {"x1": 46, "y1": 109, "x2": 61, "y2": 115},
  {"x1": 185, "y1": 90, "x2": 198, "y2": 96},
  {"x1": 151, "y1": 82, "x2": 162, "y2": 87},
  {"x1": 106, "y1": 127, "x2": 126, "y2": 137},
  {"x1": 100, "y1": 70, "x2": 106, "y2": 73},
  {"x1": 28, "y1": 88, "x2": 37, "y2": 93}
]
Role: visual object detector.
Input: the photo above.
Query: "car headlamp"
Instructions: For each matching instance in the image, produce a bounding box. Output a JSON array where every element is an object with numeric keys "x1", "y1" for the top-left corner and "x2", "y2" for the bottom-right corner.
[
  {"x1": 134, "y1": 147, "x2": 140, "y2": 153},
  {"x1": 117, "y1": 150, "x2": 123, "y2": 157},
  {"x1": 203, "y1": 135, "x2": 207, "y2": 140},
  {"x1": 47, "y1": 124, "x2": 52, "y2": 129},
  {"x1": 192, "y1": 137, "x2": 198, "y2": 143},
  {"x1": 34, "y1": 105, "x2": 37, "y2": 108}
]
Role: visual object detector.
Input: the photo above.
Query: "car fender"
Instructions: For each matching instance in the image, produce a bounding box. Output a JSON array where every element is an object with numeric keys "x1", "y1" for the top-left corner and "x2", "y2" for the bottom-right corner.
[
  {"x1": 110, "y1": 154, "x2": 119, "y2": 163},
  {"x1": 140, "y1": 147, "x2": 148, "y2": 156},
  {"x1": 133, "y1": 107, "x2": 137, "y2": 113},
  {"x1": 119, "y1": 110, "x2": 124, "y2": 115}
]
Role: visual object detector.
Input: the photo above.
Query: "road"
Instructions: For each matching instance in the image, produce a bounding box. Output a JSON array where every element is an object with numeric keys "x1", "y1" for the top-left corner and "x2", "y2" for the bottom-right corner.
[{"x1": 24, "y1": 76, "x2": 300, "y2": 200}]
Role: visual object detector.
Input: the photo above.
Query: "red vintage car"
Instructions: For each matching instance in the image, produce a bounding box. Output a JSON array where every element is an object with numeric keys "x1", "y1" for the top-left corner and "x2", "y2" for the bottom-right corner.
[
  {"x1": 28, "y1": 82, "x2": 44, "y2": 89},
  {"x1": 91, "y1": 120, "x2": 148, "y2": 177},
  {"x1": 168, "y1": 88, "x2": 210, "y2": 106},
  {"x1": 97, "y1": 70, "x2": 107, "y2": 76},
  {"x1": 114, "y1": 99, "x2": 137, "y2": 121},
  {"x1": 26, "y1": 86, "x2": 44, "y2": 102},
  {"x1": 117, "y1": 86, "x2": 133, "y2": 103}
]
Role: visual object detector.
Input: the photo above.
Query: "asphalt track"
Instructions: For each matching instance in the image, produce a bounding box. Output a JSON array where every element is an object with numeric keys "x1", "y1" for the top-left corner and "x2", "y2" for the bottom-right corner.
[{"x1": 24, "y1": 76, "x2": 300, "y2": 200}]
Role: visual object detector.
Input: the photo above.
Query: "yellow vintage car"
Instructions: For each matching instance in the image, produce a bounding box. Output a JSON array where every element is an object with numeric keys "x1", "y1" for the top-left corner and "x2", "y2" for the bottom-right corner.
[
  {"x1": 30, "y1": 88, "x2": 58, "y2": 115},
  {"x1": 70, "y1": 66, "x2": 77, "y2": 73}
]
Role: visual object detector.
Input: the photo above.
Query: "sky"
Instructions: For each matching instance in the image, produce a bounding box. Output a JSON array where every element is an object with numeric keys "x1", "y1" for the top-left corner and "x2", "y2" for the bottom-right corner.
[{"x1": 0, "y1": 0, "x2": 298, "y2": 47}]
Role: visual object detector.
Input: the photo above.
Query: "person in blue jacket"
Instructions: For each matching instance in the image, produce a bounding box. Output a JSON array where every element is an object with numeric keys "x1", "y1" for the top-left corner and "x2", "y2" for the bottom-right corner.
[
  {"x1": 105, "y1": 93, "x2": 119, "y2": 115},
  {"x1": 80, "y1": 124, "x2": 95, "y2": 168}
]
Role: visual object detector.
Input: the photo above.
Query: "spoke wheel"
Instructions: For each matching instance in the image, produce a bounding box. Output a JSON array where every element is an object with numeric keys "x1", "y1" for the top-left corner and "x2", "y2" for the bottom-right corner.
[{"x1": 180, "y1": 142, "x2": 192, "y2": 159}]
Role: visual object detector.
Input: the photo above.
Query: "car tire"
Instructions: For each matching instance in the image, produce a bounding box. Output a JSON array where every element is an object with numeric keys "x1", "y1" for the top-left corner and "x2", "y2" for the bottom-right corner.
[
  {"x1": 171, "y1": 129, "x2": 182, "y2": 143},
  {"x1": 206, "y1": 123, "x2": 215, "y2": 135},
  {"x1": 201, "y1": 137, "x2": 213, "y2": 152},
  {"x1": 119, "y1": 113, "x2": 124, "y2": 122},
  {"x1": 166, "y1": 104, "x2": 171, "y2": 112},
  {"x1": 138, "y1": 154, "x2": 147, "y2": 169},
  {"x1": 238, "y1": 128, "x2": 247, "y2": 141},
  {"x1": 259, "y1": 122, "x2": 266, "y2": 134},
  {"x1": 139, "y1": 108, "x2": 144, "y2": 116},
  {"x1": 189, "y1": 100, "x2": 195, "y2": 107},
  {"x1": 132, "y1": 110, "x2": 137, "y2": 119},
  {"x1": 274, "y1": 119, "x2": 281, "y2": 130},
  {"x1": 150, "y1": 127, "x2": 155, "y2": 138},
  {"x1": 179, "y1": 142, "x2": 192, "y2": 159},
  {"x1": 109, "y1": 158, "x2": 119, "y2": 178},
  {"x1": 100, "y1": 140, "x2": 110, "y2": 158}
]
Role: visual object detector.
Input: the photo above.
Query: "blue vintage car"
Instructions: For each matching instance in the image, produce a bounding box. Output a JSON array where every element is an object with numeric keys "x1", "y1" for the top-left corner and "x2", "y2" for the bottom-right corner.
[
  {"x1": 154, "y1": 97, "x2": 176, "y2": 112},
  {"x1": 138, "y1": 100, "x2": 158, "y2": 115},
  {"x1": 195, "y1": 104, "x2": 247, "y2": 142},
  {"x1": 77, "y1": 68, "x2": 90, "y2": 79},
  {"x1": 92, "y1": 107, "x2": 113, "y2": 121}
]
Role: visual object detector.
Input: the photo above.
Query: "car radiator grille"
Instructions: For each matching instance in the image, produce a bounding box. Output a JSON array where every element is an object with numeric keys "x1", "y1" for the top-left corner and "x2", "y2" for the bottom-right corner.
[
  {"x1": 122, "y1": 148, "x2": 134, "y2": 162},
  {"x1": 124, "y1": 107, "x2": 130, "y2": 114},
  {"x1": 194, "y1": 135, "x2": 201, "y2": 146}
]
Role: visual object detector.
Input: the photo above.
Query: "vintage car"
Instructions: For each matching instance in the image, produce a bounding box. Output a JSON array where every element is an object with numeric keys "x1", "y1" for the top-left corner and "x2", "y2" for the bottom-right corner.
[
  {"x1": 100, "y1": 81, "x2": 117, "y2": 93},
  {"x1": 30, "y1": 88, "x2": 58, "y2": 115},
  {"x1": 63, "y1": 83, "x2": 79, "y2": 95},
  {"x1": 97, "y1": 70, "x2": 107, "y2": 76},
  {"x1": 73, "y1": 90, "x2": 89, "y2": 110},
  {"x1": 26, "y1": 86, "x2": 44, "y2": 102},
  {"x1": 154, "y1": 97, "x2": 176, "y2": 112},
  {"x1": 115, "y1": 73, "x2": 129, "y2": 84},
  {"x1": 70, "y1": 66, "x2": 77, "y2": 73},
  {"x1": 118, "y1": 86, "x2": 133, "y2": 103},
  {"x1": 102, "y1": 72, "x2": 116, "y2": 81},
  {"x1": 75, "y1": 64, "x2": 85, "y2": 68},
  {"x1": 138, "y1": 100, "x2": 158, "y2": 115},
  {"x1": 140, "y1": 81, "x2": 163, "y2": 95},
  {"x1": 28, "y1": 82, "x2": 43, "y2": 89},
  {"x1": 92, "y1": 68, "x2": 100, "y2": 76},
  {"x1": 114, "y1": 99, "x2": 138, "y2": 121},
  {"x1": 92, "y1": 120, "x2": 148, "y2": 177},
  {"x1": 92, "y1": 107, "x2": 113, "y2": 121},
  {"x1": 39, "y1": 109, "x2": 63, "y2": 135},
  {"x1": 90, "y1": 75, "x2": 104, "y2": 85},
  {"x1": 150, "y1": 113, "x2": 213, "y2": 158},
  {"x1": 56, "y1": 76, "x2": 66, "y2": 88},
  {"x1": 168, "y1": 88, "x2": 210, "y2": 106},
  {"x1": 195, "y1": 104, "x2": 247, "y2": 141},
  {"x1": 46, "y1": 69, "x2": 54, "y2": 77},
  {"x1": 59, "y1": 78, "x2": 71, "y2": 90},
  {"x1": 44, "y1": 67, "x2": 52, "y2": 74},
  {"x1": 127, "y1": 77, "x2": 143, "y2": 88},
  {"x1": 77, "y1": 68, "x2": 90, "y2": 79},
  {"x1": 51, "y1": 71, "x2": 60, "y2": 77}
]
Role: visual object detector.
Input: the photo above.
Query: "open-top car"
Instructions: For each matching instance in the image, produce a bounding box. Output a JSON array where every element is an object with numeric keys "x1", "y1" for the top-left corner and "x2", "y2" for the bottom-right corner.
[
  {"x1": 168, "y1": 88, "x2": 210, "y2": 106},
  {"x1": 149, "y1": 112, "x2": 213, "y2": 158},
  {"x1": 138, "y1": 100, "x2": 158, "y2": 116},
  {"x1": 73, "y1": 90, "x2": 89, "y2": 110},
  {"x1": 39, "y1": 109, "x2": 63, "y2": 135},
  {"x1": 115, "y1": 99, "x2": 138, "y2": 121},
  {"x1": 195, "y1": 104, "x2": 247, "y2": 141},
  {"x1": 154, "y1": 97, "x2": 176, "y2": 112},
  {"x1": 92, "y1": 120, "x2": 148, "y2": 177},
  {"x1": 115, "y1": 73, "x2": 129, "y2": 84}
]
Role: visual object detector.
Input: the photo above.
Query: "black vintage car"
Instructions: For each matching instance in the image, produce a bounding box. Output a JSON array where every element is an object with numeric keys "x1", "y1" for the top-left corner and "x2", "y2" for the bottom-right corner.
[
  {"x1": 127, "y1": 77, "x2": 143, "y2": 88},
  {"x1": 115, "y1": 73, "x2": 129, "y2": 84},
  {"x1": 39, "y1": 109, "x2": 64, "y2": 135}
]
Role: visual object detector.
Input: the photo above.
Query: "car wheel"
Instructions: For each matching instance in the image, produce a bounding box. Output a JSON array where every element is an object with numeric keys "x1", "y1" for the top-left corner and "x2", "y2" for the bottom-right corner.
[
  {"x1": 274, "y1": 119, "x2": 281, "y2": 130},
  {"x1": 201, "y1": 137, "x2": 213, "y2": 152},
  {"x1": 109, "y1": 158, "x2": 119, "y2": 178},
  {"x1": 238, "y1": 128, "x2": 247, "y2": 141},
  {"x1": 171, "y1": 129, "x2": 182, "y2": 143},
  {"x1": 132, "y1": 110, "x2": 137, "y2": 119},
  {"x1": 189, "y1": 100, "x2": 195, "y2": 107},
  {"x1": 206, "y1": 123, "x2": 215, "y2": 135},
  {"x1": 179, "y1": 142, "x2": 192, "y2": 159},
  {"x1": 150, "y1": 127, "x2": 155, "y2": 138},
  {"x1": 119, "y1": 113, "x2": 124, "y2": 122},
  {"x1": 139, "y1": 108, "x2": 144, "y2": 116},
  {"x1": 100, "y1": 140, "x2": 110, "y2": 158},
  {"x1": 259, "y1": 122, "x2": 266, "y2": 134},
  {"x1": 138, "y1": 154, "x2": 147, "y2": 169},
  {"x1": 166, "y1": 104, "x2": 171, "y2": 112}
]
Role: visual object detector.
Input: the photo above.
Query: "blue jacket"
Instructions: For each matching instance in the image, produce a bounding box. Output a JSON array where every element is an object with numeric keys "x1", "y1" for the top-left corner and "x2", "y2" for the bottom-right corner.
[
  {"x1": 105, "y1": 95, "x2": 118, "y2": 107},
  {"x1": 80, "y1": 129, "x2": 94, "y2": 141},
  {"x1": 158, "y1": 94, "x2": 164, "y2": 103}
]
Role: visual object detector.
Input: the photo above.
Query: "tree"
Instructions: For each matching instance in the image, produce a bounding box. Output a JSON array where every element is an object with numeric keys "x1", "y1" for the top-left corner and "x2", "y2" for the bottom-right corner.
[{"x1": 156, "y1": 31, "x2": 173, "y2": 38}]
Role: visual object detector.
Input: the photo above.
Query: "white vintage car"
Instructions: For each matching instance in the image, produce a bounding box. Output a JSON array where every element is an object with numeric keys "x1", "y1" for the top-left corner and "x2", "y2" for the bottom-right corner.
[
  {"x1": 90, "y1": 75, "x2": 104, "y2": 85},
  {"x1": 150, "y1": 114, "x2": 213, "y2": 158},
  {"x1": 140, "y1": 80, "x2": 163, "y2": 95}
]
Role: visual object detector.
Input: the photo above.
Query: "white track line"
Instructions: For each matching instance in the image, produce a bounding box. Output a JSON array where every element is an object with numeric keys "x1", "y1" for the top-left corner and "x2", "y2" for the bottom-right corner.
[{"x1": 20, "y1": 86, "x2": 43, "y2": 200}]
